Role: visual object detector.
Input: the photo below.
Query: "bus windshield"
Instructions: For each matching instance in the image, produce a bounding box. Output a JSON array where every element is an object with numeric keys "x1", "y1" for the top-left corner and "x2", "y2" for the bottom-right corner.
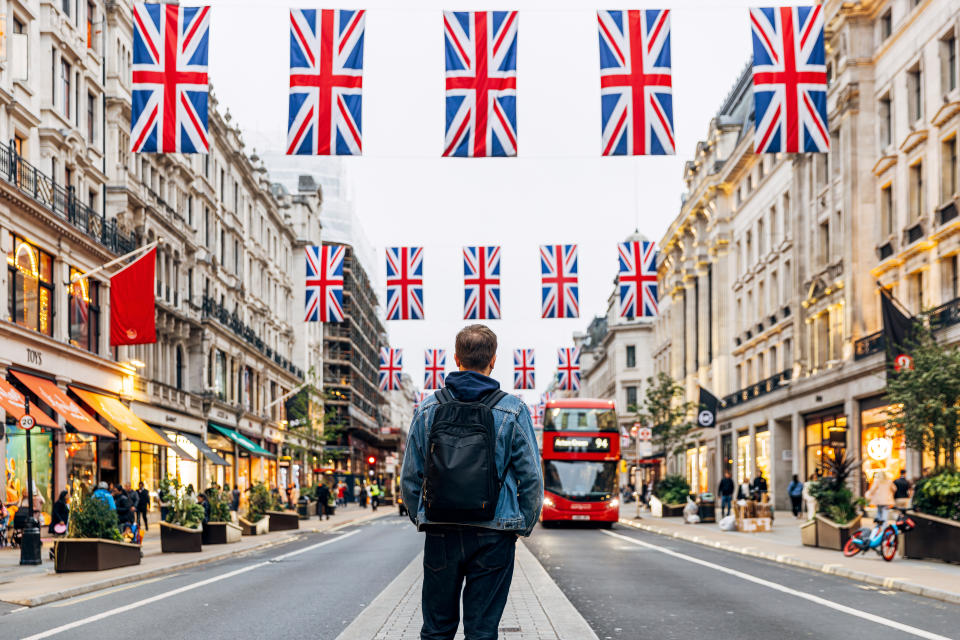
[
  {"x1": 543, "y1": 407, "x2": 617, "y2": 432},
  {"x1": 543, "y1": 460, "x2": 618, "y2": 501}
]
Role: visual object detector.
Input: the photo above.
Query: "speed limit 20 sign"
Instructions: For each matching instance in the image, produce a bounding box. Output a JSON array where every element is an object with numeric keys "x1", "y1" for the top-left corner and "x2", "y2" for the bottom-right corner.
[{"x1": 19, "y1": 414, "x2": 36, "y2": 430}]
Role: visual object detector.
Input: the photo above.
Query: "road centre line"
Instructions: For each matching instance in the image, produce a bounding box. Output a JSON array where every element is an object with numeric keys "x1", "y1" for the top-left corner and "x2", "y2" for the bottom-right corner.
[
  {"x1": 600, "y1": 530, "x2": 950, "y2": 640},
  {"x1": 22, "y1": 530, "x2": 360, "y2": 640},
  {"x1": 50, "y1": 574, "x2": 180, "y2": 608}
]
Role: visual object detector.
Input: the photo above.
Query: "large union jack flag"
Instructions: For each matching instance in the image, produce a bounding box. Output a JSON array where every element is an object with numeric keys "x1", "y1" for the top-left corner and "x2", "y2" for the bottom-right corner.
[
  {"x1": 443, "y1": 11, "x2": 518, "y2": 157},
  {"x1": 463, "y1": 246, "x2": 501, "y2": 320},
  {"x1": 288, "y1": 9, "x2": 364, "y2": 156},
  {"x1": 557, "y1": 348, "x2": 581, "y2": 392},
  {"x1": 598, "y1": 10, "x2": 674, "y2": 156},
  {"x1": 379, "y1": 347, "x2": 402, "y2": 391},
  {"x1": 131, "y1": 4, "x2": 210, "y2": 153},
  {"x1": 618, "y1": 240, "x2": 658, "y2": 318},
  {"x1": 424, "y1": 349, "x2": 447, "y2": 390},
  {"x1": 514, "y1": 348, "x2": 535, "y2": 390},
  {"x1": 385, "y1": 247, "x2": 424, "y2": 321},
  {"x1": 304, "y1": 245, "x2": 344, "y2": 322},
  {"x1": 749, "y1": 6, "x2": 828, "y2": 153},
  {"x1": 540, "y1": 244, "x2": 579, "y2": 319}
]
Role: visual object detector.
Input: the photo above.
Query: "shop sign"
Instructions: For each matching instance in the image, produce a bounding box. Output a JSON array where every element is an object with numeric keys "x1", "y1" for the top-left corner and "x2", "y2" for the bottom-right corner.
[{"x1": 781, "y1": 449, "x2": 793, "y2": 461}]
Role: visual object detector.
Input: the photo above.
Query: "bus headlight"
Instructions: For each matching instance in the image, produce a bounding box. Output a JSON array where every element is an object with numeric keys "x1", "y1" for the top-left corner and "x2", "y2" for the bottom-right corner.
[
  {"x1": 543, "y1": 496, "x2": 554, "y2": 507},
  {"x1": 609, "y1": 498, "x2": 620, "y2": 508}
]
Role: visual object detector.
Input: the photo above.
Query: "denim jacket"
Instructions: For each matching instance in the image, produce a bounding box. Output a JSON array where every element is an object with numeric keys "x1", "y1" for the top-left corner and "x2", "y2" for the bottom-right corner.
[{"x1": 400, "y1": 390, "x2": 543, "y2": 536}]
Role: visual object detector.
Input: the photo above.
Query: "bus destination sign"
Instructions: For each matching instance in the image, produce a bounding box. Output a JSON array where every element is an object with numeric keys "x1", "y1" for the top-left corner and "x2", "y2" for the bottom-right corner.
[{"x1": 552, "y1": 435, "x2": 611, "y2": 453}]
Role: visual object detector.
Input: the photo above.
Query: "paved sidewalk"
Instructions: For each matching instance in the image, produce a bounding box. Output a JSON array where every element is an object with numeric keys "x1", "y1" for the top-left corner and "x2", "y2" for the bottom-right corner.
[
  {"x1": 621, "y1": 510, "x2": 960, "y2": 605},
  {"x1": 335, "y1": 541, "x2": 598, "y2": 640},
  {"x1": 0, "y1": 504, "x2": 385, "y2": 606}
]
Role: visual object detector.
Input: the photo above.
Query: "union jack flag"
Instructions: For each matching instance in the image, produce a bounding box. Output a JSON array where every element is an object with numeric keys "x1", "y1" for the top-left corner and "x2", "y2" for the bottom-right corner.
[
  {"x1": 463, "y1": 246, "x2": 501, "y2": 320},
  {"x1": 288, "y1": 9, "x2": 364, "y2": 156},
  {"x1": 131, "y1": 4, "x2": 210, "y2": 153},
  {"x1": 385, "y1": 247, "x2": 424, "y2": 321},
  {"x1": 413, "y1": 390, "x2": 431, "y2": 410},
  {"x1": 618, "y1": 240, "x2": 658, "y2": 318},
  {"x1": 424, "y1": 349, "x2": 447, "y2": 390},
  {"x1": 304, "y1": 245, "x2": 344, "y2": 322},
  {"x1": 514, "y1": 348, "x2": 535, "y2": 390},
  {"x1": 598, "y1": 10, "x2": 674, "y2": 156},
  {"x1": 379, "y1": 347, "x2": 402, "y2": 391},
  {"x1": 540, "y1": 244, "x2": 579, "y2": 319},
  {"x1": 557, "y1": 348, "x2": 581, "y2": 392},
  {"x1": 443, "y1": 11, "x2": 518, "y2": 157},
  {"x1": 749, "y1": 6, "x2": 828, "y2": 153}
]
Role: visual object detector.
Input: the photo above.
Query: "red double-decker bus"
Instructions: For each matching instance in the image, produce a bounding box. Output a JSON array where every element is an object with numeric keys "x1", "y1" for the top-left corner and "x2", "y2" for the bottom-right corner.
[{"x1": 540, "y1": 398, "x2": 620, "y2": 526}]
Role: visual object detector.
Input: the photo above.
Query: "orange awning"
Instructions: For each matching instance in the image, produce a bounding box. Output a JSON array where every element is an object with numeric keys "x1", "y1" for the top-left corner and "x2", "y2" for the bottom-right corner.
[
  {"x1": 69, "y1": 387, "x2": 168, "y2": 447},
  {"x1": 10, "y1": 371, "x2": 113, "y2": 438},
  {"x1": 0, "y1": 378, "x2": 59, "y2": 428}
]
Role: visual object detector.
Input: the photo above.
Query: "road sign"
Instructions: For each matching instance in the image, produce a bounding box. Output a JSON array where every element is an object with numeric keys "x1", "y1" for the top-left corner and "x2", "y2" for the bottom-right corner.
[
  {"x1": 638, "y1": 440, "x2": 653, "y2": 457},
  {"x1": 636, "y1": 426, "x2": 652, "y2": 441},
  {"x1": 18, "y1": 414, "x2": 35, "y2": 430}
]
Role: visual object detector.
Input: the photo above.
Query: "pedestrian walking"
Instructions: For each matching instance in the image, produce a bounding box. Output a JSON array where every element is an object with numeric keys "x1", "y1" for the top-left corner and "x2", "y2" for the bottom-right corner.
[
  {"x1": 353, "y1": 482, "x2": 361, "y2": 505},
  {"x1": 136, "y1": 482, "x2": 150, "y2": 531},
  {"x1": 230, "y1": 485, "x2": 240, "y2": 513},
  {"x1": 317, "y1": 483, "x2": 331, "y2": 520},
  {"x1": 752, "y1": 471, "x2": 768, "y2": 500},
  {"x1": 49, "y1": 490, "x2": 69, "y2": 535},
  {"x1": 718, "y1": 471, "x2": 735, "y2": 518},
  {"x1": 338, "y1": 483, "x2": 346, "y2": 506},
  {"x1": 93, "y1": 481, "x2": 116, "y2": 510},
  {"x1": 197, "y1": 492, "x2": 211, "y2": 523},
  {"x1": 359, "y1": 484, "x2": 368, "y2": 508},
  {"x1": 893, "y1": 469, "x2": 912, "y2": 509},
  {"x1": 736, "y1": 478, "x2": 751, "y2": 501},
  {"x1": 787, "y1": 474, "x2": 804, "y2": 518},
  {"x1": 865, "y1": 470, "x2": 895, "y2": 522},
  {"x1": 370, "y1": 482, "x2": 380, "y2": 511},
  {"x1": 802, "y1": 474, "x2": 817, "y2": 519},
  {"x1": 113, "y1": 485, "x2": 134, "y2": 531},
  {"x1": 400, "y1": 324, "x2": 543, "y2": 640}
]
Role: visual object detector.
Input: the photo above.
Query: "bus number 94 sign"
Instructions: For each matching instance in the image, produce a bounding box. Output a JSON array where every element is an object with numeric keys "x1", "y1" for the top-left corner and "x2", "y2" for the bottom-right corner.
[{"x1": 553, "y1": 435, "x2": 610, "y2": 453}]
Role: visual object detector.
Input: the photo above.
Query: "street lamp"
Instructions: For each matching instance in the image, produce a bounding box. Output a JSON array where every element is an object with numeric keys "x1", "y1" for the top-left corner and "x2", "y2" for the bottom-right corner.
[{"x1": 19, "y1": 398, "x2": 42, "y2": 565}]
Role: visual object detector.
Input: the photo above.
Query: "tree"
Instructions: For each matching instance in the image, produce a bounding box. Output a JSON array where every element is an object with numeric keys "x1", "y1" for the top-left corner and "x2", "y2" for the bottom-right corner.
[
  {"x1": 885, "y1": 327, "x2": 960, "y2": 470},
  {"x1": 636, "y1": 372, "x2": 697, "y2": 457}
]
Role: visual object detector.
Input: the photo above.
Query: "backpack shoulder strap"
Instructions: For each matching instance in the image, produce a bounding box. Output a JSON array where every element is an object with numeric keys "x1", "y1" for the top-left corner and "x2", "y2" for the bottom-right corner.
[
  {"x1": 482, "y1": 390, "x2": 507, "y2": 410},
  {"x1": 436, "y1": 388, "x2": 453, "y2": 404}
]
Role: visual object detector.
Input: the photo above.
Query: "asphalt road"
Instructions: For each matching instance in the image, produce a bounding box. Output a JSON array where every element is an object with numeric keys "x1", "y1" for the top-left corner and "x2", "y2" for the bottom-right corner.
[
  {"x1": 524, "y1": 521, "x2": 960, "y2": 640},
  {"x1": 0, "y1": 514, "x2": 420, "y2": 640}
]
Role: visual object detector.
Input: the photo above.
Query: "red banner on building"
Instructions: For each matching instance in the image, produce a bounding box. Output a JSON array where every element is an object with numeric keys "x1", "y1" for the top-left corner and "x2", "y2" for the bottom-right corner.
[{"x1": 110, "y1": 247, "x2": 157, "y2": 346}]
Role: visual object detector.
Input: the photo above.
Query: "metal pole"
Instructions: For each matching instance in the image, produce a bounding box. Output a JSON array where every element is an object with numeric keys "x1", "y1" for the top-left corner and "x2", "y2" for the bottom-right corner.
[
  {"x1": 20, "y1": 399, "x2": 42, "y2": 565},
  {"x1": 69, "y1": 239, "x2": 161, "y2": 284}
]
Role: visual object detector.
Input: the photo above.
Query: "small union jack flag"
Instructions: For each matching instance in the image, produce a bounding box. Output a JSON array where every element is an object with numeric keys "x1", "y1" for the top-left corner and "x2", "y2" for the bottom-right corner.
[
  {"x1": 424, "y1": 349, "x2": 447, "y2": 390},
  {"x1": 540, "y1": 245, "x2": 579, "y2": 319},
  {"x1": 413, "y1": 390, "x2": 430, "y2": 410},
  {"x1": 304, "y1": 245, "x2": 344, "y2": 322},
  {"x1": 288, "y1": 9, "x2": 364, "y2": 156},
  {"x1": 514, "y1": 348, "x2": 535, "y2": 390},
  {"x1": 557, "y1": 348, "x2": 581, "y2": 392},
  {"x1": 385, "y1": 247, "x2": 424, "y2": 321},
  {"x1": 443, "y1": 11, "x2": 518, "y2": 157},
  {"x1": 379, "y1": 347, "x2": 402, "y2": 391},
  {"x1": 749, "y1": 6, "x2": 828, "y2": 153},
  {"x1": 463, "y1": 246, "x2": 501, "y2": 320},
  {"x1": 131, "y1": 4, "x2": 210, "y2": 153},
  {"x1": 618, "y1": 240, "x2": 658, "y2": 318},
  {"x1": 598, "y1": 10, "x2": 674, "y2": 155}
]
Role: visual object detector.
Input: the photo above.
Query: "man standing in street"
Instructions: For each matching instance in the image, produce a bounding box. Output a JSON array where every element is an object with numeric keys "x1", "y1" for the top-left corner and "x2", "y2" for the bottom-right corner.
[
  {"x1": 894, "y1": 470, "x2": 912, "y2": 509},
  {"x1": 401, "y1": 324, "x2": 543, "y2": 640},
  {"x1": 317, "y1": 482, "x2": 331, "y2": 520},
  {"x1": 718, "y1": 471, "x2": 734, "y2": 518},
  {"x1": 136, "y1": 482, "x2": 150, "y2": 531}
]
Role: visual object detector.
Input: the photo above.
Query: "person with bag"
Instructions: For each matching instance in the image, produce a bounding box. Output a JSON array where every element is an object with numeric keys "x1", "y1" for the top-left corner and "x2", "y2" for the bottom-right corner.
[{"x1": 400, "y1": 324, "x2": 543, "y2": 640}]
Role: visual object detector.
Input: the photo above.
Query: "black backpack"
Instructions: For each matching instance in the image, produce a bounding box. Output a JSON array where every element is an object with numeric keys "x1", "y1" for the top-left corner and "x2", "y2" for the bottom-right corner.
[{"x1": 424, "y1": 388, "x2": 508, "y2": 523}]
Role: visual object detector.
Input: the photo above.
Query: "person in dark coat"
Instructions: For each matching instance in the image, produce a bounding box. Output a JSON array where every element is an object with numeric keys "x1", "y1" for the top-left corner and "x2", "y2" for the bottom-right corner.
[
  {"x1": 136, "y1": 482, "x2": 150, "y2": 531},
  {"x1": 230, "y1": 485, "x2": 240, "y2": 512},
  {"x1": 198, "y1": 493, "x2": 211, "y2": 523},
  {"x1": 316, "y1": 483, "x2": 331, "y2": 520},
  {"x1": 49, "y1": 490, "x2": 69, "y2": 534},
  {"x1": 113, "y1": 486, "x2": 134, "y2": 529},
  {"x1": 718, "y1": 471, "x2": 735, "y2": 518}
]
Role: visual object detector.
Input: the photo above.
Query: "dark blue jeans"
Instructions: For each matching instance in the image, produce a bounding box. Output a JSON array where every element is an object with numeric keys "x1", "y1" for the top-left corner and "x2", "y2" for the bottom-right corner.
[
  {"x1": 421, "y1": 526, "x2": 517, "y2": 640},
  {"x1": 721, "y1": 495, "x2": 732, "y2": 517}
]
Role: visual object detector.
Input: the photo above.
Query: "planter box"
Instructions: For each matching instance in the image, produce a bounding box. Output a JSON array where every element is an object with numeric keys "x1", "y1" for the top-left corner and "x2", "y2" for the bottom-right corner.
[
  {"x1": 297, "y1": 500, "x2": 316, "y2": 520},
  {"x1": 903, "y1": 511, "x2": 960, "y2": 564},
  {"x1": 239, "y1": 515, "x2": 270, "y2": 536},
  {"x1": 800, "y1": 519, "x2": 818, "y2": 547},
  {"x1": 815, "y1": 514, "x2": 861, "y2": 551},
  {"x1": 54, "y1": 538, "x2": 141, "y2": 573},
  {"x1": 649, "y1": 496, "x2": 686, "y2": 518},
  {"x1": 201, "y1": 521, "x2": 242, "y2": 545},
  {"x1": 160, "y1": 522, "x2": 203, "y2": 553},
  {"x1": 266, "y1": 510, "x2": 300, "y2": 531}
]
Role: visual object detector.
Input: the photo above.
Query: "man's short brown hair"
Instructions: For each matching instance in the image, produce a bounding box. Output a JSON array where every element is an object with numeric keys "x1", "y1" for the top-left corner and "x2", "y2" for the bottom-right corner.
[{"x1": 455, "y1": 324, "x2": 498, "y2": 371}]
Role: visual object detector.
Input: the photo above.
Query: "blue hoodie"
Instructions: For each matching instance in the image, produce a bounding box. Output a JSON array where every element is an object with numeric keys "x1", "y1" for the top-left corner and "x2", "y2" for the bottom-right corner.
[{"x1": 443, "y1": 370, "x2": 500, "y2": 402}]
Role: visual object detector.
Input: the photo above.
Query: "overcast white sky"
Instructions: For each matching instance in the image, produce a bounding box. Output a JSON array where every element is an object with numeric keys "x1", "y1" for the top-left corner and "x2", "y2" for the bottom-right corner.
[{"x1": 205, "y1": 1, "x2": 755, "y2": 400}]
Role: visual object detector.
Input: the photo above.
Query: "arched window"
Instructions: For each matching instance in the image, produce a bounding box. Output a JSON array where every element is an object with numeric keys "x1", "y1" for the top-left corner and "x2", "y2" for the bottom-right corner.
[{"x1": 175, "y1": 346, "x2": 183, "y2": 390}]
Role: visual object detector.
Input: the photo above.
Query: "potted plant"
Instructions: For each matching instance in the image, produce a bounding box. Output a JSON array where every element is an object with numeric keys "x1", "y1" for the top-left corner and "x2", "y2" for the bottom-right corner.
[
  {"x1": 201, "y1": 486, "x2": 242, "y2": 545},
  {"x1": 806, "y1": 452, "x2": 863, "y2": 550},
  {"x1": 297, "y1": 486, "x2": 317, "y2": 520},
  {"x1": 54, "y1": 483, "x2": 141, "y2": 572},
  {"x1": 159, "y1": 477, "x2": 204, "y2": 552},
  {"x1": 903, "y1": 469, "x2": 960, "y2": 563},
  {"x1": 650, "y1": 475, "x2": 689, "y2": 518},
  {"x1": 239, "y1": 482, "x2": 272, "y2": 535},
  {"x1": 266, "y1": 485, "x2": 300, "y2": 532}
]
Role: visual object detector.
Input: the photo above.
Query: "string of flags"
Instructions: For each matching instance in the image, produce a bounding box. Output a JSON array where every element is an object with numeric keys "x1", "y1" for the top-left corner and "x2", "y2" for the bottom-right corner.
[{"x1": 130, "y1": 4, "x2": 829, "y2": 157}]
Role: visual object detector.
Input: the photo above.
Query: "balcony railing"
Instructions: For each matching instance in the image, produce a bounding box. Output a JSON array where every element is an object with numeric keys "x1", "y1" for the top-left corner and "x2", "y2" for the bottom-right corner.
[
  {"x1": 853, "y1": 295, "x2": 960, "y2": 361},
  {"x1": 720, "y1": 368, "x2": 793, "y2": 410},
  {"x1": 0, "y1": 141, "x2": 135, "y2": 255},
  {"x1": 201, "y1": 295, "x2": 303, "y2": 379},
  {"x1": 854, "y1": 330, "x2": 884, "y2": 360}
]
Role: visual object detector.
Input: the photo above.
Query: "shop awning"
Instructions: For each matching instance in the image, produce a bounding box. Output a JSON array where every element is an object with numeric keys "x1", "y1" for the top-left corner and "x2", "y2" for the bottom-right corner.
[
  {"x1": 0, "y1": 378, "x2": 59, "y2": 428},
  {"x1": 10, "y1": 371, "x2": 113, "y2": 437},
  {"x1": 181, "y1": 432, "x2": 229, "y2": 466},
  {"x1": 69, "y1": 387, "x2": 168, "y2": 447},
  {"x1": 148, "y1": 426, "x2": 197, "y2": 462},
  {"x1": 209, "y1": 423, "x2": 276, "y2": 458}
]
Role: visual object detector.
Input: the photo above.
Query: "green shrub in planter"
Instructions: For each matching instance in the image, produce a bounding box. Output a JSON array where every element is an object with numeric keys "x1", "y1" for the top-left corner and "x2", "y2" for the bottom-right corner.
[
  {"x1": 913, "y1": 469, "x2": 960, "y2": 521},
  {"x1": 654, "y1": 475, "x2": 690, "y2": 504},
  {"x1": 162, "y1": 477, "x2": 204, "y2": 529},
  {"x1": 68, "y1": 485, "x2": 122, "y2": 541},
  {"x1": 246, "y1": 482, "x2": 279, "y2": 523},
  {"x1": 205, "y1": 486, "x2": 232, "y2": 522},
  {"x1": 806, "y1": 451, "x2": 863, "y2": 525}
]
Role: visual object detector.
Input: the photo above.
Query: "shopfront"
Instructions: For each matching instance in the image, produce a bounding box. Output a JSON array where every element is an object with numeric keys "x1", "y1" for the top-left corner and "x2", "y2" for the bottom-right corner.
[
  {"x1": 161, "y1": 431, "x2": 199, "y2": 490},
  {"x1": 803, "y1": 407, "x2": 847, "y2": 479},
  {"x1": 736, "y1": 430, "x2": 751, "y2": 484},
  {"x1": 755, "y1": 426, "x2": 770, "y2": 483},
  {"x1": 859, "y1": 396, "x2": 905, "y2": 493},
  {"x1": 1, "y1": 377, "x2": 59, "y2": 519},
  {"x1": 209, "y1": 423, "x2": 276, "y2": 489}
]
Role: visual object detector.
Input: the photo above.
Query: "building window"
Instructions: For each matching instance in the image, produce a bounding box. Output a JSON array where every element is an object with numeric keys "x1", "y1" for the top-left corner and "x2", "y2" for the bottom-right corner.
[
  {"x1": 68, "y1": 267, "x2": 100, "y2": 353},
  {"x1": 215, "y1": 350, "x2": 226, "y2": 399},
  {"x1": 187, "y1": 196, "x2": 193, "y2": 227},
  {"x1": 879, "y1": 94, "x2": 892, "y2": 148},
  {"x1": 86, "y1": 1, "x2": 95, "y2": 49},
  {"x1": 804, "y1": 411, "x2": 847, "y2": 479},
  {"x1": 911, "y1": 270, "x2": 924, "y2": 311},
  {"x1": 204, "y1": 207, "x2": 211, "y2": 248},
  {"x1": 624, "y1": 343, "x2": 636, "y2": 369},
  {"x1": 942, "y1": 136, "x2": 958, "y2": 203},
  {"x1": 943, "y1": 32, "x2": 958, "y2": 94},
  {"x1": 625, "y1": 386, "x2": 638, "y2": 411},
  {"x1": 220, "y1": 169, "x2": 225, "y2": 201},
  {"x1": 62, "y1": 0, "x2": 71, "y2": 17},
  {"x1": 910, "y1": 162, "x2": 924, "y2": 220},
  {"x1": 907, "y1": 64, "x2": 923, "y2": 123},
  {"x1": 881, "y1": 183, "x2": 894, "y2": 238},
  {"x1": 880, "y1": 10, "x2": 892, "y2": 41},
  {"x1": 61, "y1": 59, "x2": 72, "y2": 118},
  {"x1": 86, "y1": 92, "x2": 96, "y2": 143},
  {"x1": 6, "y1": 236, "x2": 54, "y2": 336},
  {"x1": 819, "y1": 220, "x2": 830, "y2": 264}
]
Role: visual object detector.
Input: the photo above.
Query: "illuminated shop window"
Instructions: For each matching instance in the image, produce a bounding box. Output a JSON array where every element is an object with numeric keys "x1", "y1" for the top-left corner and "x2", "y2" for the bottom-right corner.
[{"x1": 6, "y1": 235, "x2": 54, "y2": 336}]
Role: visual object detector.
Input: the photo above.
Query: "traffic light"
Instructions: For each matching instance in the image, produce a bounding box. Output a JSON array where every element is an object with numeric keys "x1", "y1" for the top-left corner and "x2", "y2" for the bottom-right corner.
[{"x1": 367, "y1": 455, "x2": 376, "y2": 466}]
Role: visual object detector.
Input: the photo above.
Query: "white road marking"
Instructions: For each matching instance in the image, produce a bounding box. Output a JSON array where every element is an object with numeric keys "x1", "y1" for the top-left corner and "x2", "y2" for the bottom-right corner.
[
  {"x1": 8, "y1": 606, "x2": 29, "y2": 614},
  {"x1": 601, "y1": 530, "x2": 950, "y2": 640},
  {"x1": 21, "y1": 530, "x2": 360, "y2": 640},
  {"x1": 50, "y1": 574, "x2": 180, "y2": 607}
]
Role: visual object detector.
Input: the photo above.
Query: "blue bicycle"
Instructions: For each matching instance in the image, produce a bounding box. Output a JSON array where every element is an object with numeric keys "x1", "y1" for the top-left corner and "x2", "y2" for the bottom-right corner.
[{"x1": 843, "y1": 508, "x2": 915, "y2": 561}]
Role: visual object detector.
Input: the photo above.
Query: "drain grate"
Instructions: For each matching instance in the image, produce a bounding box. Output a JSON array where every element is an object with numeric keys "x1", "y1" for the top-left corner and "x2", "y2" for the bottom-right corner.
[{"x1": 499, "y1": 628, "x2": 522, "y2": 633}]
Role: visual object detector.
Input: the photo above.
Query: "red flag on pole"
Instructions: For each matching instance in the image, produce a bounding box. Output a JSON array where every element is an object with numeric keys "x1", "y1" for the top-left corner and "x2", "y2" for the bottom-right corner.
[{"x1": 110, "y1": 247, "x2": 157, "y2": 346}]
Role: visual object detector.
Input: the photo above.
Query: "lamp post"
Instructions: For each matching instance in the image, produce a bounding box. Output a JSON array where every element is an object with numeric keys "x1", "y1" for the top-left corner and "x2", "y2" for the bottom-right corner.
[{"x1": 19, "y1": 398, "x2": 42, "y2": 565}]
